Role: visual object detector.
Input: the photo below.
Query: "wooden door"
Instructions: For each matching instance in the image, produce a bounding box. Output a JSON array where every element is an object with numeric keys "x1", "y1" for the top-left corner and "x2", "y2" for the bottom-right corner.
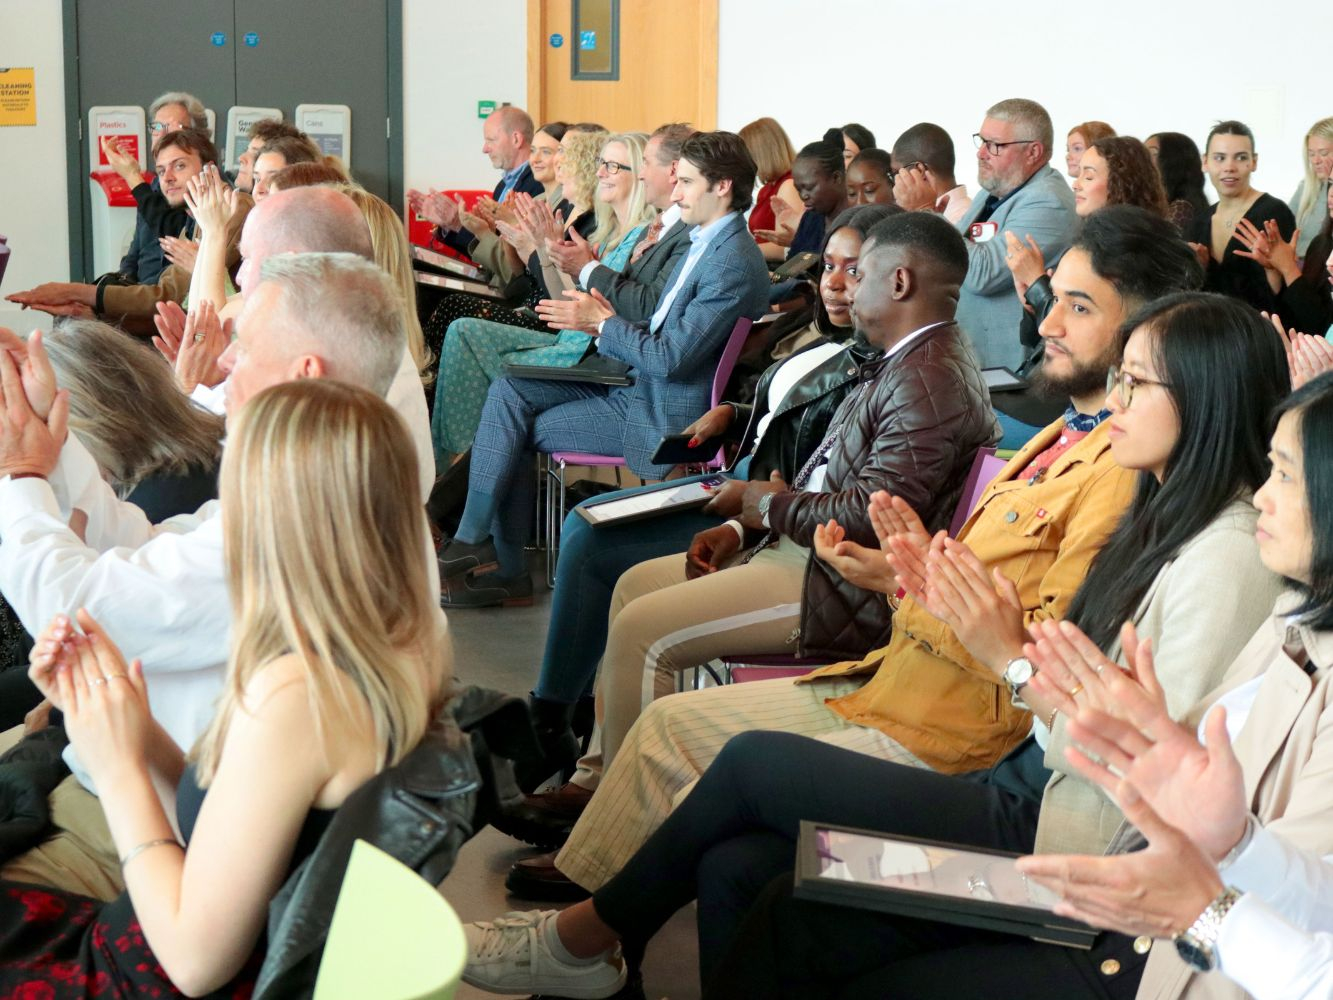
[{"x1": 527, "y1": 0, "x2": 717, "y2": 133}]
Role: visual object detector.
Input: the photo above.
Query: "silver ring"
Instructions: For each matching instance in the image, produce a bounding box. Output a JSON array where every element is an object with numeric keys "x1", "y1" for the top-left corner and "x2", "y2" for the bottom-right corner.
[
  {"x1": 193, "y1": 332, "x2": 207, "y2": 344},
  {"x1": 89, "y1": 677, "x2": 107, "y2": 687}
]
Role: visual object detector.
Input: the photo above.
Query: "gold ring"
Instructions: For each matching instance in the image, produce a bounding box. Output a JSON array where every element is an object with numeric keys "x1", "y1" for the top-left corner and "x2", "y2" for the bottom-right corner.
[{"x1": 1067, "y1": 684, "x2": 1084, "y2": 698}]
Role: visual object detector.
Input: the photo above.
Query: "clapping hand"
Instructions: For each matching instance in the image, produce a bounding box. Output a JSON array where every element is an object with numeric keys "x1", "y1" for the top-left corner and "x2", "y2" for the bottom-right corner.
[
  {"x1": 920, "y1": 537, "x2": 1026, "y2": 672},
  {"x1": 547, "y1": 229, "x2": 599, "y2": 277},
  {"x1": 812, "y1": 518, "x2": 899, "y2": 594},
  {"x1": 534, "y1": 288, "x2": 614, "y2": 333},
  {"x1": 1263, "y1": 311, "x2": 1333, "y2": 389},
  {"x1": 159, "y1": 235, "x2": 199, "y2": 273},
  {"x1": 5, "y1": 283, "x2": 94, "y2": 318},
  {"x1": 874, "y1": 492, "x2": 937, "y2": 599},
  {"x1": 754, "y1": 201, "x2": 801, "y2": 247},
  {"x1": 183, "y1": 164, "x2": 239, "y2": 236},
  {"x1": 0, "y1": 327, "x2": 58, "y2": 420},
  {"x1": 0, "y1": 341, "x2": 69, "y2": 478},
  {"x1": 407, "y1": 188, "x2": 463, "y2": 232}
]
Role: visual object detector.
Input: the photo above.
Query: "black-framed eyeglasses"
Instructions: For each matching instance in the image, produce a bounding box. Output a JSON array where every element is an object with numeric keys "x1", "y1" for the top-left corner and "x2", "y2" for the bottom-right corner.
[
  {"x1": 887, "y1": 160, "x2": 922, "y2": 183},
  {"x1": 972, "y1": 134, "x2": 1037, "y2": 156},
  {"x1": 150, "y1": 122, "x2": 170, "y2": 133},
  {"x1": 596, "y1": 158, "x2": 633, "y2": 175},
  {"x1": 1107, "y1": 365, "x2": 1171, "y2": 408}
]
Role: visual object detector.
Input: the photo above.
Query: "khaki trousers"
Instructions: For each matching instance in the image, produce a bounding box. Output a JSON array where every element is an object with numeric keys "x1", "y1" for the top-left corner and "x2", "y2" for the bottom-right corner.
[{"x1": 555, "y1": 674, "x2": 924, "y2": 891}]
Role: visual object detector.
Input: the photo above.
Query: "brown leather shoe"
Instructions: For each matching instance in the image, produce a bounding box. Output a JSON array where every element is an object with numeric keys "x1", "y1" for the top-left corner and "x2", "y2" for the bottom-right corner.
[
  {"x1": 524, "y1": 781, "x2": 593, "y2": 819},
  {"x1": 491, "y1": 781, "x2": 594, "y2": 849},
  {"x1": 505, "y1": 851, "x2": 591, "y2": 902}
]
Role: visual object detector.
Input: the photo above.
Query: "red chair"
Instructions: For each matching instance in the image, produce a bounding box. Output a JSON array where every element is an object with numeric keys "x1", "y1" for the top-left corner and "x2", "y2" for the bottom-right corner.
[
  {"x1": 542, "y1": 317, "x2": 754, "y2": 587},
  {"x1": 726, "y1": 445, "x2": 1006, "y2": 683},
  {"x1": 405, "y1": 189, "x2": 492, "y2": 261}
]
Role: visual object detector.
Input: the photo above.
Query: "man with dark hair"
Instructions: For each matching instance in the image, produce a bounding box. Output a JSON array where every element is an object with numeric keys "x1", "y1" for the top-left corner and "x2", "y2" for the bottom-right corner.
[
  {"x1": 542, "y1": 123, "x2": 699, "y2": 326},
  {"x1": 8, "y1": 128, "x2": 245, "y2": 329},
  {"x1": 524, "y1": 208, "x2": 1206, "y2": 917},
  {"x1": 436, "y1": 131, "x2": 770, "y2": 607},
  {"x1": 889, "y1": 121, "x2": 973, "y2": 224},
  {"x1": 408, "y1": 103, "x2": 545, "y2": 257},
  {"x1": 951, "y1": 98, "x2": 1079, "y2": 370}
]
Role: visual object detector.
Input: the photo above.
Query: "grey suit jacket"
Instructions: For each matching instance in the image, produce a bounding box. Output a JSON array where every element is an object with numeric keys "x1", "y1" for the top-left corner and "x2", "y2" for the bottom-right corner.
[
  {"x1": 955, "y1": 165, "x2": 1078, "y2": 369},
  {"x1": 585, "y1": 219, "x2": 691, "y2": 323}
]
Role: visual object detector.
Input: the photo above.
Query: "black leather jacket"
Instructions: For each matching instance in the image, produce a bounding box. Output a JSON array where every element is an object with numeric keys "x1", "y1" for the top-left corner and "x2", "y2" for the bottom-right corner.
[
  {"x1": 730, "y1": 334, "x2": 881, "y2": 482},
  {"x1": 254, "y1": 721, "x2": 479, "y2": 999}
]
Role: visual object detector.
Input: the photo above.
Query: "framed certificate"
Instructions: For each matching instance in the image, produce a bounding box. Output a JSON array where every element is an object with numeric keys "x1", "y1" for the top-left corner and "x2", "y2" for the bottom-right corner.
[{"x1": 795, "y1": 822, "x2": 1098, "y2": 949}]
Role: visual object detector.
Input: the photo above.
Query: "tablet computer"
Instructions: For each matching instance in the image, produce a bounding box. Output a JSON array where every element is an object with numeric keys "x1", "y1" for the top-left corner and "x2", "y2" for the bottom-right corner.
[
  {"x1": 504, "y1": 354, "x2": 633, "y2": 386},
  {"x1": 411, "y1": 244, "x2": 487, "y2": 282},
  {"x1": 576, "y1": 476, "x2": 725, "y2": 527},
  {"x1": 982, "y1": 366, "x2": 1027, "y2": 392},
  {"x1": 794, "y1": 822, "x2": 1097, "y2": 949}
]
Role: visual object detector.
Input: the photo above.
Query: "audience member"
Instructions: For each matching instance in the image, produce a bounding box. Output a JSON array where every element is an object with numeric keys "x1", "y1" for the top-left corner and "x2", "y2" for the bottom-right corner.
[
  {"x1": 0, "y1": 379, "x2": 446, "y2": 996},
  {"x1": 112, "y1": 91, "x2": 209, "y2": 284},
  {"x1": 408, "y1": 105, "x2": 545, "y2": 257},
  {"x1": 6, "y1": 129, "x2": 244, "y2": 335},
  {"x1": 0, "y1": 253, "x2": 429, "y2": 900},
  {"x1": 844, "y1": 149, "x2": 895, "y2": 206},
  {"x1": 460, "y1": 290, "x2": 1287, "y2": 998},
  {"x1": 825, "y1": 123, "x2": 876, "y2": 168},
  {"x1": 888, "y1": 122, "x2": 973, "y2": 224},
  {"x1": 537, "y1": 206, "x2": 1192, "y2": 905},
  {"x1": 251, "y1": 133, "x2": 326, "y2": 202},
  {"x1": 954, "y1": 98, "x2": 1079, "y2": 368},
  {"x1": 436, "y1": 131, "x2": 770, "y2": 604},
  {"x1": 500, "y1": 205, "x2": 895, "y2": 826},
  {"x1": 266, "y1": 160, "x2": 353, "y2": 192},
  {"x1": 1290, "y1": 117, "x2": 1333, "y2": 256},
  {"x1": 1147, "y1": 131, "x2": 1210, "y2": 232},
  {"x1": 754, "y1": 140, "x2": 849, "y2": 257},
  {"x1": 739, "y1": 117, "x2": 804, "y2": 260},
  {"x1": 1187, "y1": 119, "x2": 1296, "y2": 318},
  {"x1": 1018, "y1": 373, "x2": 1333, "y2": 1000},
  {"x1": 231, "y1": 117, "x2": 302, "y2": 193},
  {"x1": 1064, "y1": 119, "x2": 1115, "y2": 178},
  {"x1": 429, "y1": 132, "x2": 654, "y2": 469},
  {"x1": 1232, "y1": 187, "x2": 1333, "y2": 336}
]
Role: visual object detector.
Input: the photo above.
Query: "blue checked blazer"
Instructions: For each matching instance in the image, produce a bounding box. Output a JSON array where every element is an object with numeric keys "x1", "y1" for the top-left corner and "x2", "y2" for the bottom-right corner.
[{"x1": 596, "y1": 212, "x2": 770, "y2": 476}]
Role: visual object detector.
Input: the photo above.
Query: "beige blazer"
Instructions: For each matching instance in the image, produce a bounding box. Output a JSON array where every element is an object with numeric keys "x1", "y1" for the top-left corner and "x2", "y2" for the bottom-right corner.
[
  {"x1": 1134, "y1": 595, "x2": 1333, "y2": 1000},
  {"x1": 1034, "y1": 500, "x2": 1282, "y2": 856}
]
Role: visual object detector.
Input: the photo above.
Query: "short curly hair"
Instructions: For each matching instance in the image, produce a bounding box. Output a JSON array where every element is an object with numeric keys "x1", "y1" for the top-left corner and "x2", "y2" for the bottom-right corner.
[
  {"x1": 559, "y1": 128, "x2": 609, "y2": 208},
  {"x1": 1090, "y1": 136, "x2": 1168, "y2": 217}
]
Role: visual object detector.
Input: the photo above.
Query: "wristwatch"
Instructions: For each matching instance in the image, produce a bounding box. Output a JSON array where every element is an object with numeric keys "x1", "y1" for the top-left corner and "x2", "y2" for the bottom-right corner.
[
  {"x1": 1002, "y1": 656, "x2": 1035, "y2": 707},
  {"x1": 1173, "y1": 887, "x2": 1243, "y2": 972},
  {"x1": 757, "y1": 491, "x2": 775, "y2": 528}
]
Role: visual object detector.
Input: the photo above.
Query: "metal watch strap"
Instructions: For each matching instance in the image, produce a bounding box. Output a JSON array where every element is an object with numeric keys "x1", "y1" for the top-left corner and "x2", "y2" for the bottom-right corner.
[{"x1": 1175, "y1": 887, "x2": 1243, "y2": 972}]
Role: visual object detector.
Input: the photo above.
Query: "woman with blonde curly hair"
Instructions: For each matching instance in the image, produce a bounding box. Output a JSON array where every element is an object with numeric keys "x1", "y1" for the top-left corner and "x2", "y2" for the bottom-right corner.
[{"x1": 0, "y1": 379, "x2": 447, "y2": 996}]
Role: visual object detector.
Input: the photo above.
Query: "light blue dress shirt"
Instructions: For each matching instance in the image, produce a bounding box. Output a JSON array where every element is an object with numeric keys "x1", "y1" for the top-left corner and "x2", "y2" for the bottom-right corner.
[{"x1": 647, "y1": 212, "x2": 737, "y2": 333}]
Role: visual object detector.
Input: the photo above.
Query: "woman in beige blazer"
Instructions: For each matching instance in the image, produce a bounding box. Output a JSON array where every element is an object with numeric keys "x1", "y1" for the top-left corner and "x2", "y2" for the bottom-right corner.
[{"x1": 1020, "y1": 372, "x2": 1333, "y2": 1000}]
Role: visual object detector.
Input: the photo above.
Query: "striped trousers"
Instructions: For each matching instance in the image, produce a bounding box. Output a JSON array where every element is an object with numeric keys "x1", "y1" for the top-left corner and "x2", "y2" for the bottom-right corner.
[{"x1": 556, "y1": 673, "x2": 923, "y2": 892}]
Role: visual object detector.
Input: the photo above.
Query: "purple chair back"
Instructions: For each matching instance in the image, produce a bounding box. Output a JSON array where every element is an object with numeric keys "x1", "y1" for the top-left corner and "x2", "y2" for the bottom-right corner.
[
  {"x1": 948, "y1": 447, "x2": 1005, "y2": 538},
  {"x1": 0, "y1": 235, "x2": 9, "y2": 291},
  {"x1": 711, "y1": 317, "x2": 754, "y2": 408}
]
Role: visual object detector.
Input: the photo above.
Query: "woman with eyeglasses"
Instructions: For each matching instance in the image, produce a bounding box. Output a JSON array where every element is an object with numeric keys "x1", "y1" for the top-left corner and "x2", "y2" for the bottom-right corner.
[
  {"x1": 457, "y1": 291, "x2": 1290, "y2": 999},
  {"x1": 430, "y1": 133, "x2": 656, "y2": 468}
]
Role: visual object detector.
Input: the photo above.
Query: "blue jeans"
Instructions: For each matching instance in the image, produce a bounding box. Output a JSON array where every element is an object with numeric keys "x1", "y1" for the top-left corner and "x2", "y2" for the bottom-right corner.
[{"x1": 533, "y1": 473, "x2": 735, "y2": 703}]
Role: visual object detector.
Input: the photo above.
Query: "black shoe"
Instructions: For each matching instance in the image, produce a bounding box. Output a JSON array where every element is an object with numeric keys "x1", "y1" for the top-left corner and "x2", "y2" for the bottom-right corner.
[
  {"x1": 531, "y1": 970, "x2": 646, "y2": 1000},
  {"x1": 437, "y1": 536, "x2": 498, "y2": 579},
  {"x1": 440, "y1": 569, "x2": 534, "y2": 608},
  {"x1": 505, "y1": 851, "x2": 591, "y2": 902},
  {"x1": 514, "y1": 696, "x2": 581, "y2": 792}
]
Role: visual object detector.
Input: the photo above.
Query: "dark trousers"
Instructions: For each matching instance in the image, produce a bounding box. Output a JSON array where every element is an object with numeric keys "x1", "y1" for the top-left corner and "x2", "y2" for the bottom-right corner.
[
  {"x1": 592, "y1": 730, "x2": 1049, "y2": 984},
  {"x1": 707, "y1": 872, "x2": 1147, "y2": 999}
]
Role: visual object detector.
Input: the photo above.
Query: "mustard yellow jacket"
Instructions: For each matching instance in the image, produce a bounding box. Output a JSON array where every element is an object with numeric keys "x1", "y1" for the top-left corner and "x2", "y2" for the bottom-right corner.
[{"x1": 798, "y1": 417, "x2": 1137, "y2": 773}]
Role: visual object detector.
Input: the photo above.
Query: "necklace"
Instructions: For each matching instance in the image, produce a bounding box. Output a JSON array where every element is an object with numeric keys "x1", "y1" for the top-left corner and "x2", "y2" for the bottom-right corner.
[{"x1": 1216, "y1": 192, "x2": 1258, "y2": 233}]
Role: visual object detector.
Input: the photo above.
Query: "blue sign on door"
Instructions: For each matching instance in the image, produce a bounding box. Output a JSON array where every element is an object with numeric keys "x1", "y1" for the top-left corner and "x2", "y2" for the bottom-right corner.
[
  {"x1": 243, "y1": 31, "x2": 259, "y2": 47},
  {"x1": 549, "y1": 33, "x2": 564, "y2": 48},
  {"x1": 210, "y1": 32, "x2": 226, "y2": 46},
  {"x1": 579, "y1": 30, "x2": 597, "y2": 50}
]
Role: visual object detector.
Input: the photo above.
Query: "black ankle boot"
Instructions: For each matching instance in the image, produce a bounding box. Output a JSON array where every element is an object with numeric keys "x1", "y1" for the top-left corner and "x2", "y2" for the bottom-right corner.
[{"x1": 516, "y1": 695, "x2": 580, "y2": 792}]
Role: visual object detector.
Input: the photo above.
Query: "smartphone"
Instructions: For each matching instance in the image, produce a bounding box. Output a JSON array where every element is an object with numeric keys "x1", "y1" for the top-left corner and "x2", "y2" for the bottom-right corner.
[
  {"x1": 773, "y1": 251, "x2": 821, "y2": 280},
  {"x1": 515, "y1": 306, "x2": 543, "y2": 322},
  {"x1": 651, "y1": 433, "x2": 722, "y2": 466},
  {"x1": 967, "y1": 221, "x2": 999, "y2": 243}
]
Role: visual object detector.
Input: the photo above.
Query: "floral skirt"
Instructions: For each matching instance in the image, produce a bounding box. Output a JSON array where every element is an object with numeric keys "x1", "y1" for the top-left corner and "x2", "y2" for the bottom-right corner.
[{"x1": 0, "y1": 884, "x2": 256, "y2": 999}]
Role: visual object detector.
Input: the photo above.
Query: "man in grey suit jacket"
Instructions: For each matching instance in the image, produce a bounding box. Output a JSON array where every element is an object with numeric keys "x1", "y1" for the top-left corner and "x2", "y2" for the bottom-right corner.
[
  {"x1": 542, "y1": 124, "x2": 696, "y2": 324},
  {"x1": 956, "y1": 98, "x2": 1079, "y2": 370},
  {"x1": 438, "y1": 132, "x2": 770, "y2": 606}
]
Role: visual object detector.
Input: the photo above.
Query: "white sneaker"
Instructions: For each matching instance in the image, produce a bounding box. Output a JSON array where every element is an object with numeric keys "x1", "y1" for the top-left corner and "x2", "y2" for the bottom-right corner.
[{"x1": 462, "y1": 909, "x2": 627, "y2": 998}]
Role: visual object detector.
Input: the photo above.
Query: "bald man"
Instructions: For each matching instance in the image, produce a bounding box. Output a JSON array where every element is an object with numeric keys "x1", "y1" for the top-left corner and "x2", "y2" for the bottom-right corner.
[{"x1": 407, "y1": 104, "x2": 545, "y2": 256}]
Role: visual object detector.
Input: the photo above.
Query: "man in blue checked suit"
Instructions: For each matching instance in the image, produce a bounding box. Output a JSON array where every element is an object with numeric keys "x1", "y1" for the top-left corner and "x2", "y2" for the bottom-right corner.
[{"x1": 438, "y1": 131, "x2": 771, "y2": 607}]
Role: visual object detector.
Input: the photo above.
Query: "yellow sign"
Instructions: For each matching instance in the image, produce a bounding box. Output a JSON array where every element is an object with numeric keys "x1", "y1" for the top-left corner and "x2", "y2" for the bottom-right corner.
[{"x1": 0, "y1": 68, "x2": 36, "y2": 127}]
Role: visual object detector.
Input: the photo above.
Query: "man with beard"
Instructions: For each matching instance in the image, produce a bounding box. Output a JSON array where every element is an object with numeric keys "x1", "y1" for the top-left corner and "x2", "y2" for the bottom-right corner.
[
  {"x1": 533, "y1": 206, "x2": 1205, "y2": 908},
  {"x1": 954, "y1": 98, "x2": 1078, "y2": 370}
]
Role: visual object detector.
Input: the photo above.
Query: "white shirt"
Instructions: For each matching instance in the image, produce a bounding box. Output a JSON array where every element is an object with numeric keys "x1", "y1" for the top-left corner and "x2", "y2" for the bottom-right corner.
[
  {"x1": 0, "y1": 357, "x2": 441, "y2": 793},
  {"x1": 937, "y1": 185, "x2": 973, "y2": 226}
]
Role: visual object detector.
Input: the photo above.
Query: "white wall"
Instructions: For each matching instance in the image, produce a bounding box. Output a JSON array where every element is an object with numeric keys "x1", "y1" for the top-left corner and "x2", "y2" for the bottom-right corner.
[
  {"x1": 401, "y1": 0, "x2": 527, "y2": 194},
  {"x1": 0, "y1": 0, "x2": 69, "y2": 331},
  {"x1": 718, "y1": 0, "x2": 1333, "y2": 206}
]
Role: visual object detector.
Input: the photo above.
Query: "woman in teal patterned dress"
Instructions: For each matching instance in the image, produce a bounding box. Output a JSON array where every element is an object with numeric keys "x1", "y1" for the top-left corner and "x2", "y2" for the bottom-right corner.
[{"x1": 430, "y1": 132, "x2": 656, "y2": 469}]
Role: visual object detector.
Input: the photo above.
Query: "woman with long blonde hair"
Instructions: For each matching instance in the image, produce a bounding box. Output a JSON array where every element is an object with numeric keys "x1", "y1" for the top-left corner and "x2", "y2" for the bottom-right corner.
[
  {"x1": 0, "y1": 379, "x2": 445, "y2": 997},
  {"x1": 1290, "y1": 117, "x2": 1333, "y2": 257}
]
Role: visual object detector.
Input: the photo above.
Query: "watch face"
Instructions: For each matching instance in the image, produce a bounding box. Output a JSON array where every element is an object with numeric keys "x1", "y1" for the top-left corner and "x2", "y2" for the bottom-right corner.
[
  {"x1": 1174, "y1": 935, "x2": 1216, "y2": 973},
  {"x1": 1005, "y1": 658, "x2": 1034, "y2": 686}
]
